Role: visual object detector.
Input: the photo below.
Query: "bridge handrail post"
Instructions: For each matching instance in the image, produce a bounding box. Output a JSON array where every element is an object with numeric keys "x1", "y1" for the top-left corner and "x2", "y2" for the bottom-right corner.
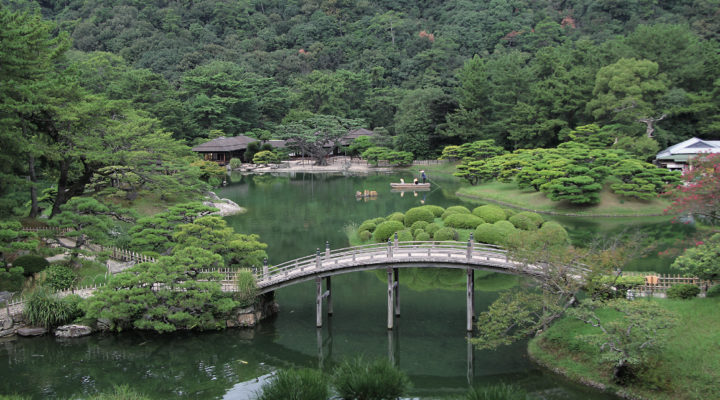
[
  {"x1": 325, "y1": 241, "x2": 330, "y2": 258},
  {"x1": 387, "y1": 240, "x2": 393, "y2": 259},
  {"x1": 263, "y1": 258, "x2": 269, "y2": 278},
  {"x1": 394, "y1": 233, "x2": 398, "y2": 249},
  {"x1": 316, "y1": 248, "x2": 321, "y2": 270},
  {"x1": 467, "y1": 233, "x2": 474, "y2": 259}
]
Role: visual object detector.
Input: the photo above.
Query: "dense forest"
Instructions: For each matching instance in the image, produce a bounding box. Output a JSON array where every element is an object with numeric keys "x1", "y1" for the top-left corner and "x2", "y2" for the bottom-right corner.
[{"x1": 1, "y1": 0, "x2": 719, "y2": 216}]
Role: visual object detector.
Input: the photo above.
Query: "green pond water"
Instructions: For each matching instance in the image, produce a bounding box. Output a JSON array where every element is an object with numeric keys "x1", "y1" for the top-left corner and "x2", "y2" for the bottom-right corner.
[{"x1": 0, "y1": 172, "x2": 694, "y2": 399}]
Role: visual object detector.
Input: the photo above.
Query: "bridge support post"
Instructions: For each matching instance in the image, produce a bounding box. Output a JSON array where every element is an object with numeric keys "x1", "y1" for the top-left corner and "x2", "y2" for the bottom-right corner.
[
  {"x1": 326, "y1": 276, "x2": 333, "y2": 316},
  {"x1": 387, "y1": 267, "x2": 394, "y2": 329},
  {"x1": 394, "y1": 268, "x2": 400, "y2": 317},
  {"x1": 316, "y1": 277, "x2": 323, "y2": 328},
  {"x1": 466, "y1": 268, "x2": 475, "y2": 332},
  {"x1": 467, "y1": 332, "x2": 474, "y2": 385}
]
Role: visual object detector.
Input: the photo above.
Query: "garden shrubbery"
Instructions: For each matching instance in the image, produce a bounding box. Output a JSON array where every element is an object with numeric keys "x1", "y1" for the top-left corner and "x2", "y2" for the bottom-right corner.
[
  {"x1": 24, "y1": 288, "x2": 83, "y2": 329},
  {"x1": 509, "y1": 211, "x2": 544, "y2": 230},
  {"x1": 666, "y1": 284, "x2": 700, "y2": 299},
  {"x1": 43, "y1": 265, "x2": 77, "y2": 291},
  {"x1": 13, "y1": 255, "x2": 49, "y2": 277},
  {"x1": 404, "y1": 207, "x2": 435, "y2": 227},
  {"x1": 472, "y1": 205, "x2": 506, "y2": 223},
  {"x1": 387, "y1": 212, "x2": 405, "y2": 224},
  {"x1": 444, "y1": 213, "x2": 484, "y2": 229},
  {"x1": 372, "y1": 221, "x2": 405, "y2": 243},
  {"x1": 434, "y1": 227, "x2": 458, "y2": 241},
  {"x1": 441, "y1": 205, "x2": 471, "y2": 220},
  {"x1": 706, "y1": 285, "x2": 720, "y2": 298},
  {"x1": 419, "y1": 205, "x2": 445, "y2": 217},
  {"x1": 474, "y1": 221, "x2": 517, "y2": 246},
  {"x1": 0, "y1": 267, "x2": 25, "y2": 292}
]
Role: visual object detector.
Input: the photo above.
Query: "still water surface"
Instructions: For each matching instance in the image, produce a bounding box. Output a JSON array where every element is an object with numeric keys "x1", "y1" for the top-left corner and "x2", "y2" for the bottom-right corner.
[{"x1": 0, "y1": 172, "x2": 692, "y2": 399}]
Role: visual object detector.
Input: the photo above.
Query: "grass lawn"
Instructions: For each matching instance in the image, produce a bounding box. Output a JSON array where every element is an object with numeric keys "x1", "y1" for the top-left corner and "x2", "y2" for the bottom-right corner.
[
  {"x1": 457, "y1": 181, "x2": 673, "y2": 217},
  {"x1": 529, "y1": 297, "x2": 720, "y2": 400}
]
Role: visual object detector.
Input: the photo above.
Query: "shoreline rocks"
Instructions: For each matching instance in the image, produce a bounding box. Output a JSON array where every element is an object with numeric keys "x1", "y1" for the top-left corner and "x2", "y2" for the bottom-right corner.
[
  {"x1": 55, "y1": 324, "x2": 92, "y2": 338},
  {"x1": 205, "y1": 192, "x2": 246, "y2": 216}
]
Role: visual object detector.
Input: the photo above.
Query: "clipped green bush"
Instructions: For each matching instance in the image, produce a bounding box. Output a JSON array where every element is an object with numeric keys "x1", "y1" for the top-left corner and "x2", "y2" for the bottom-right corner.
[
  {"x1": 24, "y1": 288, "x2": 83, "y2": 329},
  {"x1": 425, "y1": 223, "x2": 441, "y2": 236},
  {"x1": 404, "y1": 207, "x2": 435, "y2": 227},
  {"x1": 332, "y1": 357, "x2": 410, "y2": 400},
  {"x1": 588, "y1": 275, "x2": 645, "y2": 300},
  {"x1": 373, "y1": 221, "x2": 405, "y2": 243},
  {"x1": 410, "y1": 220, "x2": 429, "y2": 234},
  {"x1": 472, "y1": 205, "x2": 506, "y2": 223},
  {"x1": 44, "y1": 265, "x2": 77, "y2": 291},
  {"x1": 474, "y1": 221, "x2": 517, "y2": 246},
  {"x1": 359, "y1": 230, "x2": 372, "y2": 242},
  {"x1": 387, "y1": 212, "x2": 405, "y2": 224},
  {"x1": 706, "y1": 285, "x2": 720, "y2": 298},
  {"x1": 441, "y1": 205, "x2": 471, "y2": 220},
  {"x1": 396, "y1": 229, "x2": 413, "y2": 242},
  {"x1": 372, "y1": 217, "x2": 386, "y2": 225},
  {"x1": 434, "y1": 227, "x2": 458, "y2": 241},
  {"x1": 258, "y1": 368, "x2": 328, "y2": 400},
  {"x1": 358, "y1": 220, "x2": 377, "y2": 233},
  {"x1": 537, "y1": 221, "x2": 569, "y2": 246},
  {"x1": 509, "y1": 211, "x2": 544, "y2": 230},
  {"x1": 419, "y1": 205, "x2": 445, "y2": 217},
  {"x1": 503, "y1": 208, "x2": 517, "y2": 218},
  {"x1": 13, "y1": 255, "x2": 49, "y2": 277},
  {"x1": 666, "y1": 284, "x2": 700, "y2": 299},
  {"x1": 444, "y1": 213, "x2": 484, "y2": 229},
  {"x1": 229, "y1": 158, "x2": 243, "y2": 169},
  {"x1": 414, "y1": 231, "x2": 430, "y2": 241}
]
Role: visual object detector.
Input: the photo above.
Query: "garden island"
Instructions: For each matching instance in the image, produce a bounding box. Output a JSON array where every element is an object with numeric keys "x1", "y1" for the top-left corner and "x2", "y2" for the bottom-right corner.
[{"x1": 1, "y1": 1, "x2": 719, "y2": 399}]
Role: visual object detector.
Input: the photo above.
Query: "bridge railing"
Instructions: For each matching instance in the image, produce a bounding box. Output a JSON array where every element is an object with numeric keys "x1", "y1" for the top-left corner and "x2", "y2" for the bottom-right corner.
[{"x1": 255, "y1": 241, "x2": 510, "y2": 283}]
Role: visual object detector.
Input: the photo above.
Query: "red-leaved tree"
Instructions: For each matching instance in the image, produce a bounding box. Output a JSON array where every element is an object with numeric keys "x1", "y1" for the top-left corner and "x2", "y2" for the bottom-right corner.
[{"x1": 664, "y1": 152, "x2": 720, "y2": 222}]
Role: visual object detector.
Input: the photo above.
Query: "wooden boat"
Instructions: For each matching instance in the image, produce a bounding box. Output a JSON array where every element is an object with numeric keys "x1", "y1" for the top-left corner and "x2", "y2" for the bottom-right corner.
[{"x1": 390, "y1": 182, "x2": 430, "y2": 190}]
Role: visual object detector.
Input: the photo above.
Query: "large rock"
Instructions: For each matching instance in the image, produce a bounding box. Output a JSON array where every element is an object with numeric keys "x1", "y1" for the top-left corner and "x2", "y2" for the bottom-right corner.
[
  {"x1": 17, "y1": 327, "x2": 47, "y2": 337},
  {"x1": 55, "y1": 324, "x2": 92, "y2": 338},
  {"x1": 0, "y1": 291, "x2": 12, "y2": 304}
]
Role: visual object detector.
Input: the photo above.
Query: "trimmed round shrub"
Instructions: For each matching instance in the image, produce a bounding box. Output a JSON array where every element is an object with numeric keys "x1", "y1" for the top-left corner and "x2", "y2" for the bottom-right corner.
[
  {"x1": 372, "y1": 217, "x2": 386, "y2": 225},
  {"x1": 414, "y1": 230, "x2": 430, "y2": 241},
  {"x1": 444, "y1": 213, "x2": 484, "y2": 229},
  {"x1": 509, "y1": 211, "x2": 544, "y2": 230},
  {"x1": 434, "y1": 227, "x2": 458, "y2": 241},
  {"x1": 472, "y1": 205, "x2": 506, "y2": 223},
  {"x1": 258, "y1": 368, "x2": 328, "y2": 400},
  {"x1": 373, "y1": 221, "x2": 406, "y2": 243},
  {"x1": 410, "y1": 220, "x2": 429, "y2": 234},
  {"x1": 474, "y1": 221, "x2": 517, "y2": 246},
  {"x1": 404, "y1": 207, "x2": 435, "y2": 227},
  {"x1": 359, "y1": 230, "x2": 372, "y2": 242},
  {"x1": 537, "y1": 221, "x2": 569, "y2": 246},
  {"x1": 419, "y1": 205, "x2": 445, "y2": 217},
  {"x1": 441, "y1": 206, "x2": 471, "y2": 220},
  {"x1": 503, "y1": 208, "x2": 517, "y2": 218},
  {"x1": 666, "y1": 284, "x2": 701, "y2": 299},
  {"x1": 44, "y1": 265, "x2": 77, "y2": 291},
  {"x1": 0, "y1": 267, "x2": 25, "y2": 292},
  {"x1": 387, "y1": 212, "x2": 405, "y2": 224},
  {"x1": 358, "y1": 220, "x2": 377, "y2": 233},
  {"x1": 425, "y1": 222, "x2": 441, "y2": 236},
  {"x1": 396, "y1": 229, "x2": 413, "y2": 242},
  {"x1": 706, "y1": 285, "x2": 720, "y2": 298},
  {"x1": 332, "y1": 357, "x2": 410, "y2": 400},
  {"x1": 14, "y1": 254, "x2": 49, "y2": 277}
]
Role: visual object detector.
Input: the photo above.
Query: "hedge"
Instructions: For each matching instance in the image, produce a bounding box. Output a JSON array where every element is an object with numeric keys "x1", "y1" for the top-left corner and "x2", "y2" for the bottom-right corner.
[
  {"x1": 509, "y1": 211, "x2": 544, "y2": 230},
  {"x1": 373, "y1": 221, "x2": 406, "y2": 243},
  {"x1": 472, "y1": 205, "x2": 506, "y2": 223},
  {"x1": 443, "y1": 213, "x2": 484, "y2": 229},
  {"x1": 434, "y1": 227, "x2": 458, "y2": 241},
  {"x1": 404, "y1": 207, "x2": 435, "y2": 227}
]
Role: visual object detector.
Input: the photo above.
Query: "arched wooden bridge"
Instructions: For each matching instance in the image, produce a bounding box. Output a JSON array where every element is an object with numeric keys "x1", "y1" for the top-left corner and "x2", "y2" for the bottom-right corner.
[{"x1": 249, "y1": 239, "x2": 588, "y2": 332}]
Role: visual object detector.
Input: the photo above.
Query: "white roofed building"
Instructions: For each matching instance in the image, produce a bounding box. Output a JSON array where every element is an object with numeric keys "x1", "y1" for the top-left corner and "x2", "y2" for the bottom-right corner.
[{"x1": 655, "y1": 137, "x2": 720, "y2": 170}]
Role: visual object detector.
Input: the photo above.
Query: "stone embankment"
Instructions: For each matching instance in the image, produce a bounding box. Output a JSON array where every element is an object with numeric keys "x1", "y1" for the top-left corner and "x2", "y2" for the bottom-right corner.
[{"x1": 205, "y1": 191, "x2": 246, "y2": 216}]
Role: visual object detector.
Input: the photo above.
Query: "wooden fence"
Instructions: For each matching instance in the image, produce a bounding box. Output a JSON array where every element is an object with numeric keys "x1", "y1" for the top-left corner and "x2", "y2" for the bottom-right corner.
[
  {"x1": 623, "y1": 272, "x2": 714, "y2": 294},
  {"x1": 21, "y1": 227, "x2": 72, "y2": 233}
]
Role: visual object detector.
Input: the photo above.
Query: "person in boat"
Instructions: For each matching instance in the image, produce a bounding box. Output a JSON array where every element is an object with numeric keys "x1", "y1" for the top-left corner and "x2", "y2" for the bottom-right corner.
[
  {"x1": 421, "y1": 170, "x2": 427, "y2": 184},
  {"x1": 413, "y1": 178, "x2": 419, "y2": 184}
]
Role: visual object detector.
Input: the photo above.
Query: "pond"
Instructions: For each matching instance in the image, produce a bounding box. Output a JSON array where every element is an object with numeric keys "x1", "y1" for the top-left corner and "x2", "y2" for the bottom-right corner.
[{"x1": 0, "y1": 171, "x2": 693, "y2": 399}]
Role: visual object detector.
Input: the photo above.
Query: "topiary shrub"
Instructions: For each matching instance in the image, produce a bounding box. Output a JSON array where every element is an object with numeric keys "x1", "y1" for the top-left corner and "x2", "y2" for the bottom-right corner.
[
  {"x1": 474, "y1": 221, "x2": 517, "y2": 246},
  {"x1": 444, "y1": 213, "x2": 484, "y2": 229},
  {"x1": 509, "y1": 211, "x2": 544, "y2": 230},
  {"x1": 373, "y1": 221, "x2": 406, "y2": 243},
  {"x1": 43, "y1": 265, "x2": 77, "y2": 291},
  {"x1": 358, "y1": 220, "x2": 377, "y2": 233},
  {"x1": 441, "y1": 206, "x2": 471, "y2": 220},
  {"x1": 503, "y1": 208, "x2": 517, "y2": 218},
  {"x1": 425, "y1": 223, "x2": 441, "y2": 237},
  {"x1": 434, "y1": 227, "x2": 458, "y2": 241},
  {"x1": 396, "y1": 229, "x2": 413, "y2": 242},
  {"x1": 404, "y1": 207, "x2": 435, "y2": 227},
  {"x1": 419, "y1": 205, "x2": 445, "y2": 217},
  {"x1": 666, "y1": 284, "x2": 700, "y2": 299},
  {"x1": 472, "y1": 205, "x2": 506, "y2": 223},
  {"x1": 13, "y1": 255, "x2": 49, "y2": 277},
  {"x1": 537, "y1": 221, "x2": 569, "y2": 246},
  {"x1": 332, "y1": 357, "x2": 410, "y2": 400},
  {"x1": 258, "y1": 368, "x2": 328, "y2": 400},
  {"x1": 706, "y1": 285, "x2": 720, "y2": 298},
  {"x1": 410, "y1": 221, "x2": 429, "y2": 235},
  {"x1": 387, "y1": 212, "x2": 405, "y2": 224},
  {"x1": 359, "y1": 230, "x2": 372, "y2": 242},
  {"x1": 0, "y1": 267, "x2": 25, "y2": 292},
  {"x1": 229, "y1": 158, "x2": 243, "y2": 169},
  {"x1": 414, "y1": 230, "x2": 430, "y2": 241},
  {"x1": 372, "y1": 217, "x2": 386, "y2": 225}
]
